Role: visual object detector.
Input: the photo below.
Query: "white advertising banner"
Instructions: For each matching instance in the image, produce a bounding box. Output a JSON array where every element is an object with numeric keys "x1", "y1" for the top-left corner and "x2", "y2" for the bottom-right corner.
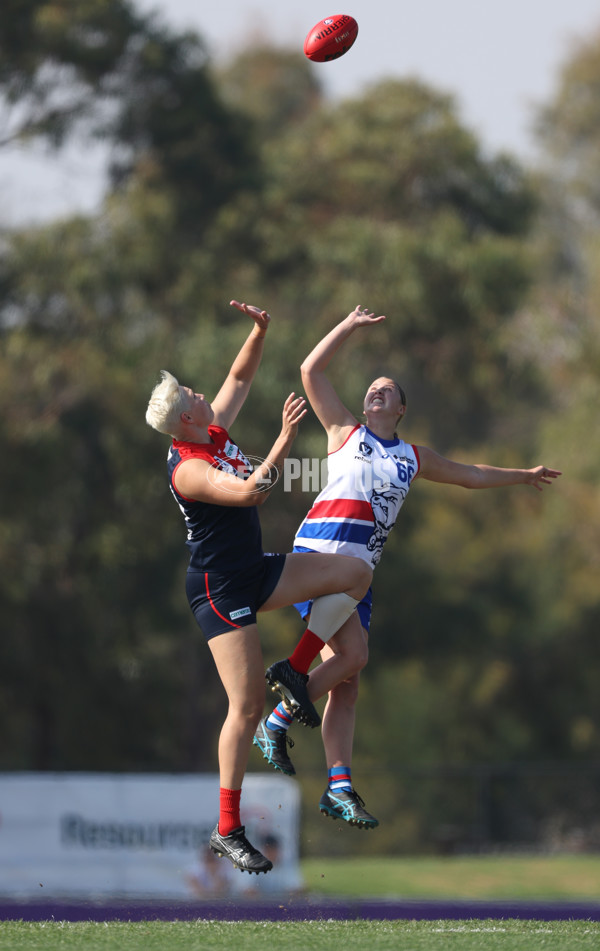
[{"x1": 0, "y1": 773, "x2": 302, "y2": 898}]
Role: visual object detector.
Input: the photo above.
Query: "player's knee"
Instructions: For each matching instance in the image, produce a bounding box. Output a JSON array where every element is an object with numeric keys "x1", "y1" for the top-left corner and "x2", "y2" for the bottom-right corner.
[
  {"x1": 242, "y1": 708, "x2": 263, "y2": 737},
  {"x1": 345, "y1": 642, "x2": 368, "y2": 678},
  {"x1": 248, "y1": 695, "x2": 265, "y2": 725},
  {"x1": 233, "y1": 690, "x2": 264, "y2": 727},
  {"x1": 339, "y1": 638, "x2": 368, "y2": 679},
  {"x1": 354, "y1": 639, "x2": 369, "y2": 672},
  {"x1": 349, "y1": 559, "x2": 372, "y2": 596},
  {"x1": 331, "y1": 626, "x2": 368, "y2": 675}
]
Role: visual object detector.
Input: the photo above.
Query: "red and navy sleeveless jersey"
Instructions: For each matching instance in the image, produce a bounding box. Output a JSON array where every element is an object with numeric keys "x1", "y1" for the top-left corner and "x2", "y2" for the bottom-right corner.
[{"x1": 167, "y1": 426, "x2": 263, "y2": 573}]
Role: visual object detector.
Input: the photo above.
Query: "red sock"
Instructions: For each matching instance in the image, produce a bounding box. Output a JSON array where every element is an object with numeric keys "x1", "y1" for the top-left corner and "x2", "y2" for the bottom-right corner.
[
  {"x1": 288, "y1": 629, "x2": 325, "y2": 675},
  {"x1": 218, "y1": 787, "x2": 242, "y2": 836}
]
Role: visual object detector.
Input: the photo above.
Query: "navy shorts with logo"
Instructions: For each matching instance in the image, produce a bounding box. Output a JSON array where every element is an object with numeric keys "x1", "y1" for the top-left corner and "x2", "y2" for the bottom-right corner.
[{"x1": 185, "y1": 553, "x2": 287, "y2": 641}]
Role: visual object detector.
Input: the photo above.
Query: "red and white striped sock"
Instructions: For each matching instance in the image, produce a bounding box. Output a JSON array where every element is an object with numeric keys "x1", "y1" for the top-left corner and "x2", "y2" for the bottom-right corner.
[
  {"x1": 328, "y1": 766, "x2": 352, "y2": 793},
  {"x1": 266, "y1": 702, "x2": 294, "y2": 733}
]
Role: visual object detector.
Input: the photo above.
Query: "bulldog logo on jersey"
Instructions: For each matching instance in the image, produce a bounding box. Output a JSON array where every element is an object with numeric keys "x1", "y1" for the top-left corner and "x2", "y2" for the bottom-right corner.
[{"x1": 366, "y1": 483, "x2": 407, "y2": 564}]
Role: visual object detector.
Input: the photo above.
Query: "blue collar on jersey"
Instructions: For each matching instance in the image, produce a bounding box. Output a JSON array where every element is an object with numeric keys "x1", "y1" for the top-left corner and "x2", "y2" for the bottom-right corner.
[{"x1": 363, "y1": 425, "x2": 400, "y2": 448}]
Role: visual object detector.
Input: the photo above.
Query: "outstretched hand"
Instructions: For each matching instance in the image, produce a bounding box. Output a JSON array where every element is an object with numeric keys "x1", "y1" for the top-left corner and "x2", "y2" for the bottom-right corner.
[
  {"x1": 526, "y1": 466, "x2": 562, "y2": 491},
  {"x1": 281, "y1": 392, "x2": 307, "y2": 439},
  {"x1": 348, "y1": 305, "x2": 386, "y2": 327},
  {"x1": 230, "y1": 299, "x2": 271, "y2": 333}
]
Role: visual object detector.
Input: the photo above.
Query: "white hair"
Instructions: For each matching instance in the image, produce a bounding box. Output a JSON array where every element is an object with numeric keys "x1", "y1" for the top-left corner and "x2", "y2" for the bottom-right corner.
[{"x1": 145, "y1": 370, "x2": 191, "y2": 436}]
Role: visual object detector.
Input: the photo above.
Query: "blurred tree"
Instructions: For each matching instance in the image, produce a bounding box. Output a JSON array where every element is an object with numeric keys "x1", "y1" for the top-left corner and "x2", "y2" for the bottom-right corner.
[
  {"x1": 0, "y1": 0, "x2": 258, "y2": 239},
  {"x1": 537, "y1": 26, "x2": 600, "y2": 221},
  {"x1": 0, "y1": 213, "x2": 215, "y2": 770},
  {"x1": 107, "y1": 22, "x2": 258, "y2": 238},
  {"x1": 263, "y1": 79, "x2": 535, "y2": 234},
  {"x1": 518, "y1": 26, "x2": 600, "y2": 764},
  {"x1": 218, "y1": 46, "x2": 322, "y2": 139},
  {"x1": 0, "y1": 0, "x2": 142, "y2": 147},
  {"x1": 245, "y1": 78, "x2": 539, "y2": 451}
]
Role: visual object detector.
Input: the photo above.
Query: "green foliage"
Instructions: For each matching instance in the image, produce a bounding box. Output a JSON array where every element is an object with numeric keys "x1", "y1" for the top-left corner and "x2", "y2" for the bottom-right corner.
[
  {"x1": 537, "y1": 26, "x2": 600, "y2": 217},
  {"x1": 0, "y1": 2, "x2": 258, "y2": 239},
  {"x1": 262, "y1": 79, "x2": 535, "y2": 234},
  {"x1": 107, "y1": 23, "x2": 258, "y2": 236},
  {"x1": 218, "y1": 46, "x2": 323, "y2": 138},
  {"x1": 0, "y1": 0, "x2": 142, "y2": 145},
  {"x1": 0, "y1": 211, "x2": 224, "y2": 770}
]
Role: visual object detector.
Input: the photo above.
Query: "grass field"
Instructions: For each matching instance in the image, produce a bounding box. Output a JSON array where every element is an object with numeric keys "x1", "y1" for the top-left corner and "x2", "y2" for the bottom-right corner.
[
  {"x1": 2, "y1": 920, "x2": 600, "y2": 951},
  {"x1": 3, "y1": 856, "x2": 600, "y2": 950},
  {"x1": 301, "y1": 854, "x2": 600, "y2": 899}
]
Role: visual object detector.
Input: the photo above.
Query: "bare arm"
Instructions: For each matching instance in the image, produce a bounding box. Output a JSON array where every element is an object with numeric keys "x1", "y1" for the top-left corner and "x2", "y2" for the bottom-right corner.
[
  {"x1": 210, "y1": 300, "x2": 271, "y2": 431},
  {"x1": 301, "y1": 305, "x2": 386, "y2": 449},
  {"x1": 416, "y1": 445, "x2": 562, "y2": 491},
  {"x1": 174, "y1": 394, "x2": 307, "y2": 507}
]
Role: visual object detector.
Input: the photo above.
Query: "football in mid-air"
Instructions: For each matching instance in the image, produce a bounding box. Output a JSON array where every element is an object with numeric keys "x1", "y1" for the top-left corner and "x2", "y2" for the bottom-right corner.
[{"x1": 303, "y1": 14, "x2": 358, "y2": 63}]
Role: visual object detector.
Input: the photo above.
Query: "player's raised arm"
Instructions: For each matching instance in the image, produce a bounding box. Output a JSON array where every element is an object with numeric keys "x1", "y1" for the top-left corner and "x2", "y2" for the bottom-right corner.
[
  {"x1": 301, "y1": 305, "x2": 386, "y2": 449},
  {"x1": 210, "y1": 301, "x2": 271, "y2": 431}
]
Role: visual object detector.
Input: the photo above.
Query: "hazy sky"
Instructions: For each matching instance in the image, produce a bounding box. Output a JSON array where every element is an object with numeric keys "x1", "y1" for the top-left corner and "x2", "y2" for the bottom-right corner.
[
  {"x1": 2, "y1": 0, "x2": 599, "y2": 224},
  {"x1": 139, "y1": 0, "x2": 599, "y2": 155}
]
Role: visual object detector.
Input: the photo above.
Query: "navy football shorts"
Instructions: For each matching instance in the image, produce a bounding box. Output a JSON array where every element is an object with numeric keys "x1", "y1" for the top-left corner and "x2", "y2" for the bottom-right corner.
[
  {"x1": 292, "y1": 545, "x2": 373, "y2": 633},
  {"x1": 185, "y1": 553, "x2": 286, "y2": 641}
]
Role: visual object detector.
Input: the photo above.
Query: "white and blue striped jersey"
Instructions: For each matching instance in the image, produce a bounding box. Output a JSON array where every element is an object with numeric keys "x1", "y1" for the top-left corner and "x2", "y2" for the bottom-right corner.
[{"x1": 294, "y1": 424, "x2": 419, "y2": 568}]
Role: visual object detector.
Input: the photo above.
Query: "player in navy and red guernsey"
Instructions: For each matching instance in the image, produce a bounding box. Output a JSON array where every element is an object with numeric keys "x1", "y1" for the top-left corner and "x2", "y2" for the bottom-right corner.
[
  {"x1": 255, "y1": 305, "x2": 563, "y2": 830},
  {"x1": 146, "y1": 300, "x2": 372, "y2": 875},
  {"x1": 167, "y1": 426, "x2": 263, "y2": 575}
]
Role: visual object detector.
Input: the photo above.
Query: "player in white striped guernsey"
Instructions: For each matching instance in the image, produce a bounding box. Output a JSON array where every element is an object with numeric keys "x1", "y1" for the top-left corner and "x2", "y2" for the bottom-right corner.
[
  {"x1": 255, "y1": 305, "x2": 562, "y2": 828},
  {"x1": 293, "y1": 422, "x2": 419, "y2": 568}
]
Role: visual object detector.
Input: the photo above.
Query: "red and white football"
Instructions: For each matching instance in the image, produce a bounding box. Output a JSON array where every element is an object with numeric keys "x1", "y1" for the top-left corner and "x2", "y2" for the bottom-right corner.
[{"x1": 303, "y1": 14, "x2": 359, "y2": 63}]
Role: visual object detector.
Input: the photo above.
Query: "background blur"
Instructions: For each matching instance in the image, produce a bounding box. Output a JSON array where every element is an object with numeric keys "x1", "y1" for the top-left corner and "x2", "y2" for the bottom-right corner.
[{"x1": 1, "y1": 1, "x2": 599, "y2": 862}]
